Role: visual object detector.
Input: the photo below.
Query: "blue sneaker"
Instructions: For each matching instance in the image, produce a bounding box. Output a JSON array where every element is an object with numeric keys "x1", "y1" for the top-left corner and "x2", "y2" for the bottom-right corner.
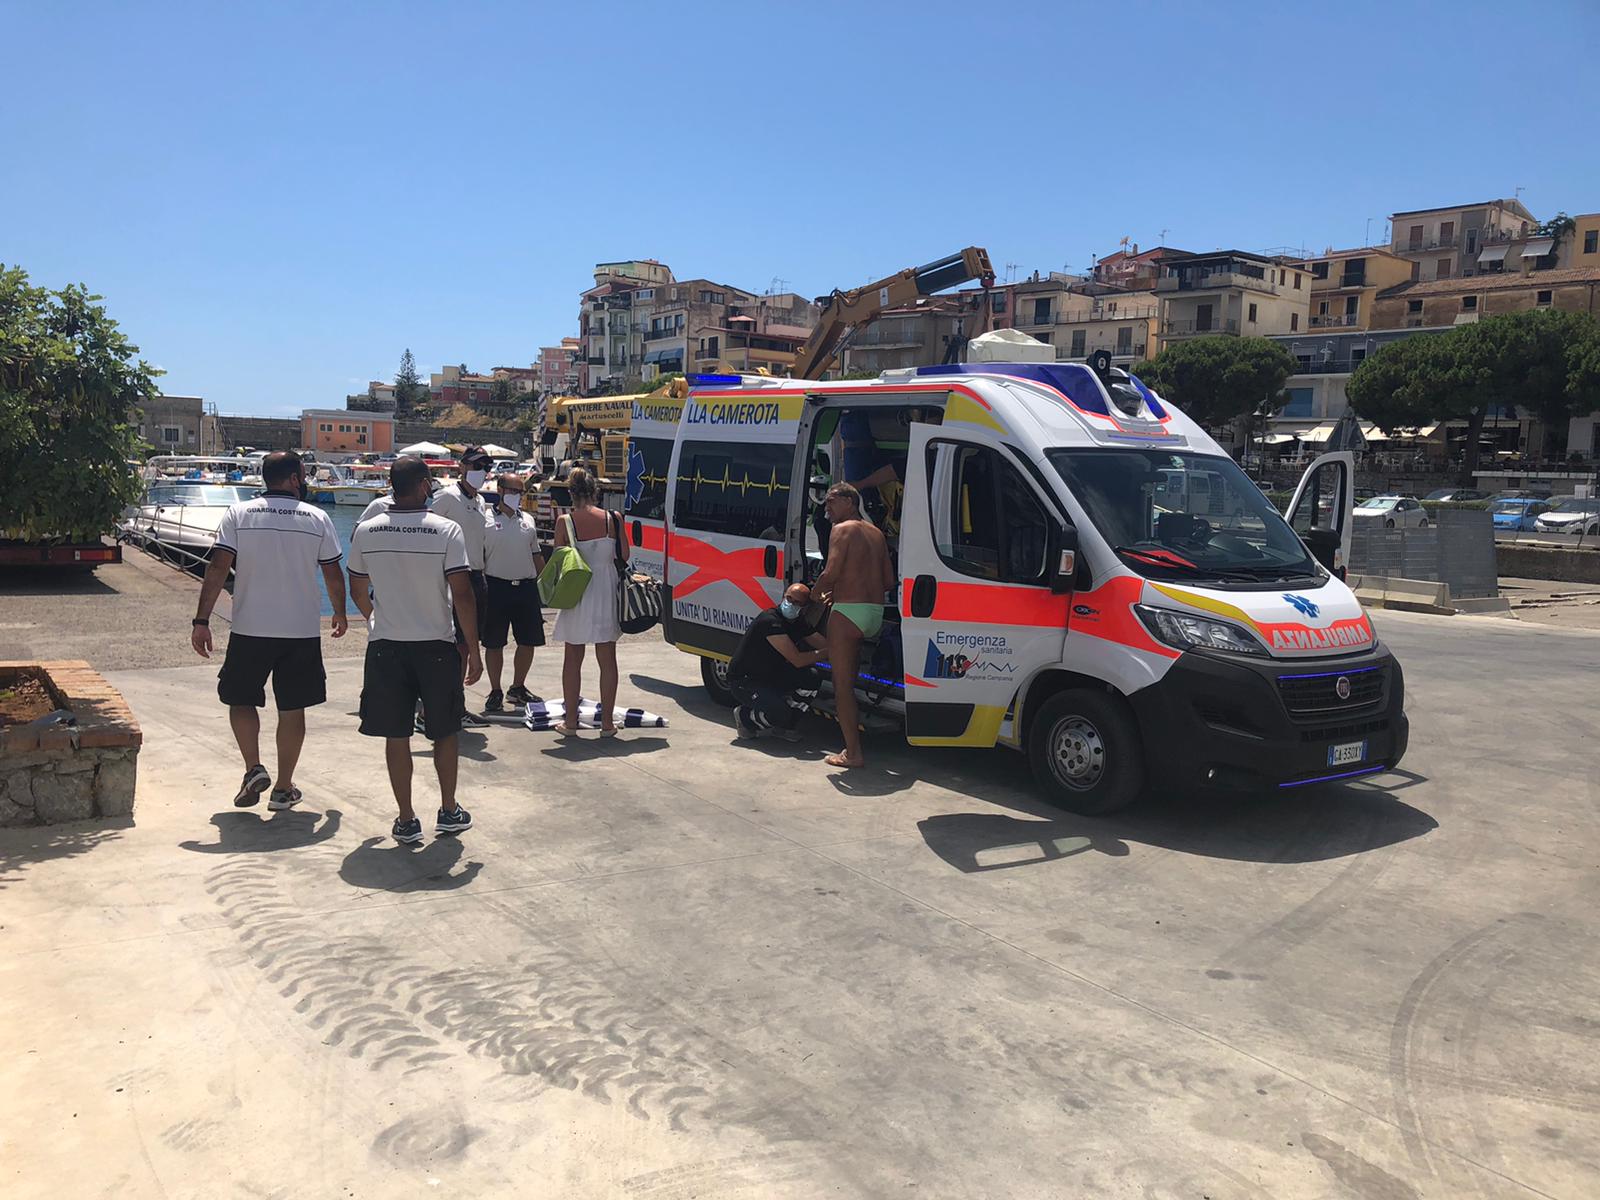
[
  {"x1": 392, "y1": 816, "x2": 424, "y2": 845},
  {"x1": 435, "y1": 805, "x2": 473, "y2": 835}
]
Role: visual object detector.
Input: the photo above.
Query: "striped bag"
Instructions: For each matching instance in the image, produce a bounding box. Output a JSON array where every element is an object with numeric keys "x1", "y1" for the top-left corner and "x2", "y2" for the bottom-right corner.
[{"x1": 612, "y1": 512, "x2": 662, "y2": 634}]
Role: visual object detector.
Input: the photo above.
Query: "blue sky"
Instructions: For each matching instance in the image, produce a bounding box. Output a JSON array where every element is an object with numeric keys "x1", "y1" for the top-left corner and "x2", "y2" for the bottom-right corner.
[{"x1": 4, "y1": 0, "x2": 1598, "y2": 416}]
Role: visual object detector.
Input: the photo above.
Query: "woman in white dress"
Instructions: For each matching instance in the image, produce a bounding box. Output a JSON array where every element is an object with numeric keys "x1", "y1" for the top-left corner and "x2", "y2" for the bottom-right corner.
[{"x1": 551, "y1": 468, "x2": 623, "y2": 735}]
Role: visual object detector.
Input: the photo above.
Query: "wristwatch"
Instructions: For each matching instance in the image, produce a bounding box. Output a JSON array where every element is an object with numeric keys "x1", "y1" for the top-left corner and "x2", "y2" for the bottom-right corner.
[{"x1": 192, "y1": 618, "x2": 210, "y2": 626}]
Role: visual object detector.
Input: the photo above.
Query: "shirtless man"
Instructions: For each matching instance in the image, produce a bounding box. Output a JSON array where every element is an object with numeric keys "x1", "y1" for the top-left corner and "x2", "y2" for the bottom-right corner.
[{"x1": 813, "y1": 482, "x2": 895, "y2": 769}]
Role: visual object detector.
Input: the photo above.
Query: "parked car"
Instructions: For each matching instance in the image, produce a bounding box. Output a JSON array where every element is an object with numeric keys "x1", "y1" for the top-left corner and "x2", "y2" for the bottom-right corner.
[
  {"x1": 1425, "y1": 488, "x2": 1489, "y2": 503},
  {"x1": 1490, "y1": 498, "x2": 1554, "y2": 531},
  {"x1": 1489, "y1": 488, "x2": 1553, "y2": 502},
  {"x1": 1533, "y1": 497, "x2": 1600, "y2": 536},
  {"x1": 1353, "y1": 495, "x2": 1429, "y2": 529},
  {"x1": 1353, "y1": 486, "x2": 1381, "y2": 501}
]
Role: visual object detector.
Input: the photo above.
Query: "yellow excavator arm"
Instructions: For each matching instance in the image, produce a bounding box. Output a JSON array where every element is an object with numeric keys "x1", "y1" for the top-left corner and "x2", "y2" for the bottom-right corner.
[{"x1": 791, "y1": 247, "x2": 995, "y2": 380}]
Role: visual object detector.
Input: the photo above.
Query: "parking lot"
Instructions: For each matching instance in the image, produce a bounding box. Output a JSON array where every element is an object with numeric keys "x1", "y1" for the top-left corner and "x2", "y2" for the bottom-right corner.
[{"x1": 3, "y1": 610, "x2": 1597, "y2": 1198}]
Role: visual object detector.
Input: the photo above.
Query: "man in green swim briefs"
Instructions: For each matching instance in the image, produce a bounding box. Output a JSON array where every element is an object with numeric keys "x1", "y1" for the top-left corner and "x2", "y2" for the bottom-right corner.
[{"x1": 814, "y1": 482, "x2": 896, "y2": 769}]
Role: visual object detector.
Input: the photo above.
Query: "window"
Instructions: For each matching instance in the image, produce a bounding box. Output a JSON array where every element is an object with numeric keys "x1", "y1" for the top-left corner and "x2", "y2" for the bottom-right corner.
[
  {"x1": 1116, "y1": 326, "x2": 1133, "y2": 354},
  {"x1": 1586, "y1": 230, "x2": 1598, "y2": 255},
  {"x1": 1290, "y1": 313, "x2": 1299, "y2": 331},
  {"x1": 1350, "y1": 347, "x2": 1366, "y2": 367},
  {"x1": 636, "y1": 288, "x2": 654, "y2": 301},
  {"x1": 1440, "y1": 220, "x2": 1455, "y2": 243},
  {"x1": 1466, "y1": 228, "x2": 1478, "y2": 254},
  {"x1": 1461, "y1": 295, "x2": 1478, "y2": 312},
  {"x1": 320, "y1": 423, "x2": 333, "y2": 433},
  {"x1": 160, "y1": 426, "x2": 182, "y2": 444},
  {"x1": 1195, "y1": 303, "x2": 1213, "y2": 332},
  {"x1": 1034, "y1": 332, "x2": 1053, "y2": 345},
  {"x1": 991, "y1": 292, "x2": 1007, "y2": 314},
  {"x1": 1032, "y1": 297, "x2": 1052, "y2": 325},
  {"x1": 626, "y1": 436, "x2": 673, "y2": 521},
  {"x1": 357, "y1": 434, "x2": 366, "y2": 445},
  {"x1": 1407, "y1": 299, "x2": 1423, "y2": 314},
  {"x1": 926, "y1": 442, "x2": 1049, "y2": 584},
  {"x1": 1281, "y1": 387, "x2": 1314, "y2": 418},
  {"x1": 1247, "y1": 302, "x2": 1258, "y2": 323},
  {"x1": 1318, "y1": 301, "x2": 1329, "y2": 316},
  {"x1": 1070, "y1": 329, "x2": 1086, "y2": 357},
  {"x1": 1408, "y1": 224, "x2": 1423, "y2": 248},
  {"x1": 1344, "y1": 295, "x2": 1359, "y2": 317},
  {"x1": 1312, "y1": 261, "x2": 1329, "y2": 280},
  {"x1": 1293, "y1": 272, "x2": 1302, "y2": 290},
  {"x1": 673, "y1": 441, "x2": 792, "y2": 540},
  {"x1": 1537, "y1": 290, "x2": 1552, "y2": 307},
  {"x1": 1436, "y1": 258, "x2": 1451, "y2": 279}
]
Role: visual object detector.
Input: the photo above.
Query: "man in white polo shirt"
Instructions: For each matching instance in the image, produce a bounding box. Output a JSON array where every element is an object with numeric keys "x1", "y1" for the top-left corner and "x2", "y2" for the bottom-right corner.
[
  {"x1": 191, "y1": 451, "x2": 348, "y2": 812},
  {"x1": 428, "y1": 446, "x2": 493, "y2": 727},
  {"x1": 348, "y1": 456, "x2": 483, "y2": 845}
]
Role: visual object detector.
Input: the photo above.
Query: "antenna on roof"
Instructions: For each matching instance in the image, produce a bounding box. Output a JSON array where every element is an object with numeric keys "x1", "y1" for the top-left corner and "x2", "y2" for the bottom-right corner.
[
  {"x1": 1003, "y1": 262, "x2": 1020, "y2": 283},
  {"x1": 1514, "y1": 184, "x2": 1526, "y2": 201}
]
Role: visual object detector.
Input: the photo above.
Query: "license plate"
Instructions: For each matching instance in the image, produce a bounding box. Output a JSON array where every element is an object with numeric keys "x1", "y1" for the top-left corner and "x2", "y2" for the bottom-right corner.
[{"x1": 1328, "y1": 740, "x2": 1366, "y2": 767}]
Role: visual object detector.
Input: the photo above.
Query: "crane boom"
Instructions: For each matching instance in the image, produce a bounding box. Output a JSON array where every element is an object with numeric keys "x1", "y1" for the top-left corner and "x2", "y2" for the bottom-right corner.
[{"x1": 791, "y1": 247, "x2": 994, "y2": 380}]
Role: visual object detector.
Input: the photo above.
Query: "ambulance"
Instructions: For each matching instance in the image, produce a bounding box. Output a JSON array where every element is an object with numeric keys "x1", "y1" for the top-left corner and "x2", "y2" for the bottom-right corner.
[{"x1": 632, "y1": 362, "x2": 1408, "y2": 813}]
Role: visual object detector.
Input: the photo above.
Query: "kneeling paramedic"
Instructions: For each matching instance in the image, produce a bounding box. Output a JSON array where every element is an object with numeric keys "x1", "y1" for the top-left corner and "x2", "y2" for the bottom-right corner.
[{"x1": 728, "y1": 583, "x2": 828, "y2": 741}]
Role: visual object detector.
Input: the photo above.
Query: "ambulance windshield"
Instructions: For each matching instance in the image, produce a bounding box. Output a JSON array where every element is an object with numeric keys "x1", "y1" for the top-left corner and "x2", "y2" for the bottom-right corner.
[{"x1": 1047, "y1": 449, "x2": 1320, "y2": 584}]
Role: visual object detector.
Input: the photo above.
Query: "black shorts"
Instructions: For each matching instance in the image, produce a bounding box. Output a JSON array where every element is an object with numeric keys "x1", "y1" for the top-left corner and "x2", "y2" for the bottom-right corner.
[
  {"x1": 453, "y1": 569, "x2": 489, "y2": 646},
  {"x1": 359, "y1": 640, "x2": 465, "y2": 740},
  {"x1": 217, "y1": 634, "x2": 326, "y2": 710},
  {"x1": 481, "y1": 575, "x2": 545, "y2": 650}
]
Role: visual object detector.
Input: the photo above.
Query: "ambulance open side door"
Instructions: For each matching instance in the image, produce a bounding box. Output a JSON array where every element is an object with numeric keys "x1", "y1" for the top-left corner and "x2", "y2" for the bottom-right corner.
[
  {"x1": 1283, "y1": 450, "x2": 1355, "y2": 579},
  {"x1": 899, "y1": 423, "x2": 1071, "y2": 747}
]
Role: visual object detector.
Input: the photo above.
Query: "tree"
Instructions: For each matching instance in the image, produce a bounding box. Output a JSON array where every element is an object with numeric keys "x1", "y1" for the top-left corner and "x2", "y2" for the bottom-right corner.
[
  {"x1": 0, "y1": 265, "x2": 155, "y2": 540},
  {"x1": 393, "y1": 348, "x2": 424, "y2": 415},
  {"x1": 1347, "y1": 310, "x2": 1600, "y2": 479},
  {"x1": 489, "y1": 377, "x2": 516, "y2": 407},
  {"x1": 1533, "y1": 211, "x2": 1576, "y2": 257},
  {"x1": 1131, "y1": 335, "x2": 1295, "y2": 427}
]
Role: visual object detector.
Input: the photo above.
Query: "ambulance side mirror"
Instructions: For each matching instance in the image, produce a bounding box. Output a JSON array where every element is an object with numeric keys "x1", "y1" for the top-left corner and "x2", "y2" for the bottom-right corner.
[{"x1": 1050, "y1": 525, "x2": 1079, "y2": 594}]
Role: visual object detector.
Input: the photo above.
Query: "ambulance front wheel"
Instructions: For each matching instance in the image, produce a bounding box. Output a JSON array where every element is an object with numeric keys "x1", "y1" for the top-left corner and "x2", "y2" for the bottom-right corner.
[
  {"x1": 701, "y1": 657, "x2": 737, "y2": 707},
  {"x1": 1028, "y1": 689, "x2": 1144, "y2": 814}
]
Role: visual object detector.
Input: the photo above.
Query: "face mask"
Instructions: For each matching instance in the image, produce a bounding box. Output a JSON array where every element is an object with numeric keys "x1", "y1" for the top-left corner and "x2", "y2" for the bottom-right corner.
[
  {"x1": 464, "y1": 469, "x2": 488, "y2": 489},
  {"x1": 779, "y1": 600, "x2": 802, "y2": 621},
  {"x1": 502, "y1": 492, "x2": 522, "y2": 510}
]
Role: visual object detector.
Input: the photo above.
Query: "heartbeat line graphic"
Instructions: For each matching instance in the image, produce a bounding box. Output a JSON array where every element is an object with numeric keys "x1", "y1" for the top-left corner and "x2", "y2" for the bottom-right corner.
[{"x1": 676, "y1": 467, "x2": 791, "y2": 497}]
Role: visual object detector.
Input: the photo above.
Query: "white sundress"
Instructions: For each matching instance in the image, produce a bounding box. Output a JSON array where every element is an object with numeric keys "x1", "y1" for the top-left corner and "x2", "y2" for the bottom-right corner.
[{"x1": 551, "y1": 525, "x2": 621, "y2": 645}]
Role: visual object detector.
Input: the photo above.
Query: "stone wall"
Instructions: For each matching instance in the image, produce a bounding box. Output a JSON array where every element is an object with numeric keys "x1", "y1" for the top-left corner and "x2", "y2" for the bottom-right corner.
[{"x1": 0, "y1": 661, "x2": 141, "y2": 827}]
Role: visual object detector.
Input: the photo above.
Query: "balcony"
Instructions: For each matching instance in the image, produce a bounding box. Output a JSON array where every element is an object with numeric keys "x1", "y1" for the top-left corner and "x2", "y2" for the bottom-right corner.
[
  {"x1": 1157, "y1": 271, "x2": 1279, "y2": 295},
  {"x1": 1111, "y1": 341, "x2": 1148, "y2": 359},
  {"x1": 1162, "y1": 318, "x2": 1240, "y2": 336},
  {"x1": 1309, "y1": 313, "x2": 1360, "y2": 328},
  {"x1": 585, "y1": 356, "x2": 605, "y2": 365},
  {"x1": 1400, "y1": 235, "x2": 1457, "y2": 253},
  {"x1": 1020, "y1": 307, "x2": 1160, "y2": 326},
  {"x1": 1292, "y1": 357, "x2": 1365, "y2": 375}
]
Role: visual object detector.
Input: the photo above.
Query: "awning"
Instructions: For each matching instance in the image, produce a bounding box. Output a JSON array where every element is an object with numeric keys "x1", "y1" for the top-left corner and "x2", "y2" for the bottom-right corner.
[
  {"x1": 1475, "y1": 244, "x2": 1509, "y2": 264},
  {"x1": 1359, "y1": 423, "x2": 1389, "y2": 442},
  {"x1": 477, "y1": 443, "x2": 517, "y2": 459},
  {"x1": 1521, "y1": 237, "x2": 1554, "y2": 259},
  {"x1": 1297, "y1": 424, "x2": 1335, "y2": 443},
  {"x1": 643, "y1": 347, "x2": 683, "y2": 364},
  {"x1": 399, "y1": 440, "x2": 449, "y2": 456}
]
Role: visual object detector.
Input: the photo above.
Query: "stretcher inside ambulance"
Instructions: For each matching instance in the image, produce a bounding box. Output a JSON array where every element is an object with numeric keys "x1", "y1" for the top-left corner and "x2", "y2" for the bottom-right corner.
[{"x1": 640, "y1": 363, "x2": 1407, "y2": 813}]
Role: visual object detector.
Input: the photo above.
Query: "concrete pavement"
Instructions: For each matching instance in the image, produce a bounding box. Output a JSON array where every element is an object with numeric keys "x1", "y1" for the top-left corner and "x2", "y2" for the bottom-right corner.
[{"x1": 2, "y1": 612, "x2": 1598, "y2": 1198}]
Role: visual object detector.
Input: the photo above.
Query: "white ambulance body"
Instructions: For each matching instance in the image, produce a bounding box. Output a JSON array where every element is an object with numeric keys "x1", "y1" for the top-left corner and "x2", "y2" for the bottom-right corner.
[{"x1": 640, "y1": 363, "x2": 1408, "y2": 812}]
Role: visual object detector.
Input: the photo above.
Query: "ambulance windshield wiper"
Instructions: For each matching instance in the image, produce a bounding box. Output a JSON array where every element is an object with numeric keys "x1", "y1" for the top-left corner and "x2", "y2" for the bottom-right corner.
[{"x1": 1113, "y1": 545, "x2": 1262, "y2": 583}]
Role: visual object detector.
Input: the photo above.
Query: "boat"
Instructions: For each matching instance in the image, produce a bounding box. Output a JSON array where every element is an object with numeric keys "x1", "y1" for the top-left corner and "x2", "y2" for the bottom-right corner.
[
  {"x1": 120, "y1": 481, "x2": 260, "y2": 561},
  {"x1": 310, "y1": 462, "x2": 387, "y2": 506},
  {"x1": 143, "y1": 454, "x2": 263, "y2": 488}
]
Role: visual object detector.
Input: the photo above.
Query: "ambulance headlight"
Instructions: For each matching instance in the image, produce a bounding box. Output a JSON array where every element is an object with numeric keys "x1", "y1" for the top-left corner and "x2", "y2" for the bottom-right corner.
[{"x1": 1135, "y1": 605, "x2": 1268, "y2": 657}]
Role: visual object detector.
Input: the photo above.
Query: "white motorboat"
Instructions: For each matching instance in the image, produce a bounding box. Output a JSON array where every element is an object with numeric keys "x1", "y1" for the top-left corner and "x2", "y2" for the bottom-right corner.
[
  {"x1": 143, "y1": 454, "x2": 262, "y2": 489},
  {"x1": 311, "y1": 463, "x2": 387, "y2": 506},
  {"x1": 120, "y1": 482, "x2": 260, "y2": 560}
]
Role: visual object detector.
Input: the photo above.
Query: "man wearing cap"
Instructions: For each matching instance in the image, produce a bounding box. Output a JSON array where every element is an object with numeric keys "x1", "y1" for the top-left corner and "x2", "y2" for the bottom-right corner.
[{"x1": 426, "y1": 446, "x2": 494, "y2": 726}]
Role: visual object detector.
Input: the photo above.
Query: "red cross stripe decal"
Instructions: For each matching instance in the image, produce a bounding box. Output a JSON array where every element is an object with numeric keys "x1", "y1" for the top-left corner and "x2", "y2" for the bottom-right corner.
[{"x1": 670, "y1": 532, "x2": 782, "y2": 610}]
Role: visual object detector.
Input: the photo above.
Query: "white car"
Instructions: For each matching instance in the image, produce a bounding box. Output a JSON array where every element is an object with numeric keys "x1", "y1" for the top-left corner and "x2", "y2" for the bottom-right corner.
[
  {"x1": 1534, "y1": 497, "x2": 1600, "y2": 536},
  {"x1": 1353, "y1": 495, "x2": 1429, "y2": 529}
]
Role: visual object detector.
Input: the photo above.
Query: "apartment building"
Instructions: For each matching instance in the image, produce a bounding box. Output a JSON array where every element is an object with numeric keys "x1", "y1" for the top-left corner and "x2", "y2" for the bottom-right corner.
[
  {"x1": 1008, "y1": 274, "x2": 1158, "y2": 363},
  {"x1": 1091, "y1": 244, "x2": 1186, "y2": 292},
  {"x1": 693, "y1": 292, "x2": 820, "y2": 375},
  {"x1": 1266, "y1": 327, "x2": 1437, "y2": 447},
  {"x1": 1371, "y1": 264, "x2": 1600, "y2": 330},
  {"x1": 1388, "y1": 198, "x2": 1536, "y2": 282},
  {"x1": 346, "y1": 381, "x2": 397, "y2": 412},
  {"x1": 839, "y1": 298, "x2": 971, "y2": 375},
  {"x1": 1154, "y1": 251, "x2": 1311, "y2": 347},
  {"x1": 578, "y1": 260, "x2": 676, "y2": 393},
  {"x1": 1299, "y1": 248, "x2": 1415, "y2": 331},
  {"x1": 537, "y1": 338, "x2": 582, "y2": 397},
  {"x1": 137, "y1": 395, "x2": 206, "y2": 452},
  {"x1": 300, "y1": 409, "x2": 395, "y2": 455}
]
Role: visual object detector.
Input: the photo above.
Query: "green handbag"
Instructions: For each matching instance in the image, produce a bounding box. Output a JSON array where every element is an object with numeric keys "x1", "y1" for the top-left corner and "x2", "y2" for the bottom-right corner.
[{"x1": 537, "y1": 514, "x2": 593, "y2": 608}]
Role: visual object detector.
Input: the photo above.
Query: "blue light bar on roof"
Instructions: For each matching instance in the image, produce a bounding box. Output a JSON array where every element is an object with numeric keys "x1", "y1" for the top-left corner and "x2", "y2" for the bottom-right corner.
[{"x1": 687, "y1": 374, "x2": 743, "y2": 387}]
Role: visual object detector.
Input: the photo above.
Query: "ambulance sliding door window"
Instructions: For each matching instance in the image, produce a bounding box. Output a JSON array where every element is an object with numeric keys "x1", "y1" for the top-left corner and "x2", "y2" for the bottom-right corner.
[
  {"x1": 626, "y1": 437, "x2": 672, "y2": 521},
  {"x1": 927, "y1": 442, "x2": 1048, "y2": 584},
  {"x1": 673, "y1": 439, "x2": 793, "y2": 540}
]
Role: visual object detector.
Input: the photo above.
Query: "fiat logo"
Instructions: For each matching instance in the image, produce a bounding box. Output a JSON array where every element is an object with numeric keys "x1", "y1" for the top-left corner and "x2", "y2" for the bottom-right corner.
[{"x1": 1334, "y1": 676, "x2": 1352, "y2": 701}]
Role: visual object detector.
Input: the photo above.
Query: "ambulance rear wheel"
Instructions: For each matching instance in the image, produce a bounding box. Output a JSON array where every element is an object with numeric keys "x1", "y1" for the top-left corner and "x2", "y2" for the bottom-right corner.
[
  {"x1": 1028, "y1": 689, "x2": 1143, "y2": 815},
  {"x1": 701, "y1": 657, "x2": 737, "y2": 707}
]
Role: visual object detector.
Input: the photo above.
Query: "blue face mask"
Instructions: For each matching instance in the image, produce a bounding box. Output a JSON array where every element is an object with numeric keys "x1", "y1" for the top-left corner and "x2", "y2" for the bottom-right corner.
[{"x1": 779, "y1": 599, "x2": 802, "y2": 621}]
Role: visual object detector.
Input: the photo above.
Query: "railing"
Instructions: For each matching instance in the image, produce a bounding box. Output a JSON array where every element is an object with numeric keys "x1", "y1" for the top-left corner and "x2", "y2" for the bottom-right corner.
[
  {"x1": 1292, "y1": 357, "x2": 1365, "y2": 374},
  {"x1": 1401, "y1": 235, "x2": 1457, "y2": 252},
  {"x1": 1309, "y1": 314, "x2": 1360, "y2": 328},
  {"x1": 1162, "y1": 318, "x2": 1240, "y2": 335},
  {"x1": 1112, "y1": 342, "x2": 1147, "y2": 359},
  {"x1": 1336, "y1": 274, "x2": 1367, "y2": 289}
]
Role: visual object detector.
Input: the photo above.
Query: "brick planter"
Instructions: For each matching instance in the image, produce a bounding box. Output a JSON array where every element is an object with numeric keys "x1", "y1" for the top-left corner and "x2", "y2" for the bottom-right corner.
[{"x1": 0, "y1": 661, "x2": 142, "y2": 826}]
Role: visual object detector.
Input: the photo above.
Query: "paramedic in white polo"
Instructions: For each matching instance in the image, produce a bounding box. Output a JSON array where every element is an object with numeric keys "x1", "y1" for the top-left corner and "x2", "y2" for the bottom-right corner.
[
  {"x1": 480, "y1": 472, "x2": 546, "y2": 712},
  {"x1": 191, "y1": 450, "x2": 347, "y2": 813},
  {"x1": 347, "y1": 456, "x2": 484, "y2": 845},
  {"x1": 429, "y1": 445, "x2": 493, "y2": 725}
]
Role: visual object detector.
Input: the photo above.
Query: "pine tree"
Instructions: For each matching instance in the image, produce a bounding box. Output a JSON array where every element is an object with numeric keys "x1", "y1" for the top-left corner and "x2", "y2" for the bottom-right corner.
[{"x1": 394, "y1": 348, "x2": 423, "y2": 415}]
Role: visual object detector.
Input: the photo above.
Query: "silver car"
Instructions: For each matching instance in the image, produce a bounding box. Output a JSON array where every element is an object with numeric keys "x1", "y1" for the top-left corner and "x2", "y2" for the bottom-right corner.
[
  {"x1": 1353, "y1": 495, "x2": 1429, "y2": 529},
  {"x1": 1534, "y1": 497, "x2": 1600, "y2": 536}
]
